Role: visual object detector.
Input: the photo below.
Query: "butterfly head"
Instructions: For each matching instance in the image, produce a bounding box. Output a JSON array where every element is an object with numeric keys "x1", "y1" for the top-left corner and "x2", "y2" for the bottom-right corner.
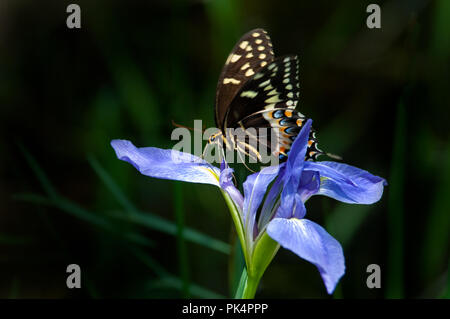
[{"x1": 208, "y1": 132, "x2": 222, "y2": 144}]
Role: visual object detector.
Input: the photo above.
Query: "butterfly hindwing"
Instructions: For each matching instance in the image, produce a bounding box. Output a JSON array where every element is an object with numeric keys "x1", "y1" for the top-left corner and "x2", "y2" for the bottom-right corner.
[
  {"x1": 233, "y1": 108, "x2": 321, "y2": 162},
  {"x1": 215, "y1": 28, "x2": 275, "y2": 129}
]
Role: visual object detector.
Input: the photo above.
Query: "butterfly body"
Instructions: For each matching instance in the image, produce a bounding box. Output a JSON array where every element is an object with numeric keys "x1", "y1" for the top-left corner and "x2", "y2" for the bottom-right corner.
[{"x1": 210, "y1": 28, "x2": 324, "y2": 164}]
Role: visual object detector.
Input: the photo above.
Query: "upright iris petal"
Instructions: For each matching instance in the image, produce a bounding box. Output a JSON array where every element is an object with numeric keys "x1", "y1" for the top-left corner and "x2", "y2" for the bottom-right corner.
[
  {"x1": 243, "y1": 165, "x2": 280, "y2": 239},
  {"x1": 276, "y1": 119, "x2": 312, "y2": 219}
]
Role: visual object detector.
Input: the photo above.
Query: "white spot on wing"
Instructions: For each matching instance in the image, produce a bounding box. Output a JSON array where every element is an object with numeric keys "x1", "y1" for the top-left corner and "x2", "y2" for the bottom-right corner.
[
  {"x1": 240, "y1": 90, "x2": 258, "y2": 98},
  {"x1": 223, "y1": 78, "x2": 241, "y2": 85},
  {"x1": 239, "y1": 41, "x2": 249, "y2": 49},
  {"x1": 245, "y1": 69, "x2": 255, "y2": 77},
  {"x1": 259, "y1": 79, "x2": 270, "y2": 87},
  {"x1": 230, "y1": 54, "x2": 242, "y2": 63},
  {"x1": 265, "y1": 95, "x2": 282, "y2": 103},
  {"x1": 241, "y1": 62, "x2": 250, "y2": 70},
  {"x1": 253, "y1": 73, "x2": 264, "y2": 80}
]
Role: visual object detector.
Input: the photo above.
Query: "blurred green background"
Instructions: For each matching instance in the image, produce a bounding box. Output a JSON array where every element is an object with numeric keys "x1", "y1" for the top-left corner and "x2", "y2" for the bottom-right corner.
[{"x1": 0, "y1": 0, "x2": 449, "y2": 298}]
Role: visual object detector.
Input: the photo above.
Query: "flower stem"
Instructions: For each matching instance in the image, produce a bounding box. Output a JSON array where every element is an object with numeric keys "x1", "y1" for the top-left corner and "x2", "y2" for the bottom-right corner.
[
  {"x1": 220, "y1": 190, "x2": 249, "y2": 265},
  {"x1": 241, "y1": 273, "x2": 261, "y2": 299}
]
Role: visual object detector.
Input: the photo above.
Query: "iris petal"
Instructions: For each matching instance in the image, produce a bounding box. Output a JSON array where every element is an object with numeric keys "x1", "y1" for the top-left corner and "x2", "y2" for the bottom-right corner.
[
  {"x1": 277, "y1": 184, "x2": 307, "y2": 219},
  {"x1": 243, "y1": 165, "x2": 280, "y2": 236},
  {"x1": 258, "y1": 166, "x2": 286, "y2": 230},
  {"x1": 111, "y1": 139, "x2": 221, "y2": 186},
  {"x1": 304, "y1": 161, "x2": 387, "y2": 204},
  {"x1": 267, "y1": 218, "x2": 345, "y2": 294},
  {"x1": 298, "y1": 170, "x2": 321, "y2": 202},
  {"x1": 285, "y1": 119, "x2": 312, "y2": 180}
]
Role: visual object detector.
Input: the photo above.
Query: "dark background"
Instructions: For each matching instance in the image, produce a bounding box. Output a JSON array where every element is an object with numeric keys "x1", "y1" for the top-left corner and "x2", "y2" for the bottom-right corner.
[{"x1": 0, "y1": 0, "x2": 449, "y2": 298}]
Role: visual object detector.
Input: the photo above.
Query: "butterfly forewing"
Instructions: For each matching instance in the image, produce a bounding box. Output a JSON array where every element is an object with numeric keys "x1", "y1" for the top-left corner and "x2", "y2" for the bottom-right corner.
[
  {"x1": 223, "y1": 55, "x2": 300, "y2": 129},
  {"x1": 215, "y1": 28, "x2": 275, "y2": 129}
]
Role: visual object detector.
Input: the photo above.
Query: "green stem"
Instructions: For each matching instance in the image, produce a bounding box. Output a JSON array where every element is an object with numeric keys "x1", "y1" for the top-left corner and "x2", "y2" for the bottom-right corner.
[
  {"x1": 235, "y1": 232, "x2": 280, "y2": 299},
  {"x1": 241, "y1": 273, "x2": 261, "y2": 299},
  {"x1": 220, "y1": 190, "x2": 248, "y2": 265}
]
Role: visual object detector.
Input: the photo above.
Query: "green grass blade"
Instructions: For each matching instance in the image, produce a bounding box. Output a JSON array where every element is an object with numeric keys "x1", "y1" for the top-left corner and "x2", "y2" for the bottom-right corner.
[
  {"x1": 17, "y1": 143, "x2": 58, "y2": 199},
  {"x1": 0, "y1": 234, "x2": 33, "y2": 245},
  {"x1": 87, "y1": 155, "x2": 137, "y2": 212},
  {"x1": 386, "y1": 101, "x2": 406, "y2": 298},
  {"x1": 8, "y1": 277, "x2": 20, "y2": 299},
  {"x1": 174, "y1": 181, "x2": 190, "y2": 297},
  {"x1": 233, "y1": 267, "x2": 247, "y2": 299},
  {"x1": 88, "y1": 156, "x2": 230, "y2": 254},
  {"x1": 229, "y1": 239, "x2": 245, "y2": 297},
  {"x1": 130, "y1": 247, "x2": 224, "y2": 299},
  {"x1": 14, "y1": 193, "x2": 154, "y2": 247},
  {"x1": 326, "y1": 203, "x2": 373, "y2": 249},
  {"x1": 109, "y1": 210, "x2": 230, "y2": 254},
  {"x1": 444, "y1": 259, "x2": 450, "y2": 299},
  {"x1": 147, "y1": 277, "x2": 224, "y2": 299}
]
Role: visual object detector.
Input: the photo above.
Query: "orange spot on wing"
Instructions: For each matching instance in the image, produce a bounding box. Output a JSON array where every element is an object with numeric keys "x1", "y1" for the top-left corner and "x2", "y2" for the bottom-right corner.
[
  {"x1": 285, "y1": 110, "x2": 293, "y2": 117},
  {"x1": 296, "y1": 119, "x2": 303, "y2": 126}
]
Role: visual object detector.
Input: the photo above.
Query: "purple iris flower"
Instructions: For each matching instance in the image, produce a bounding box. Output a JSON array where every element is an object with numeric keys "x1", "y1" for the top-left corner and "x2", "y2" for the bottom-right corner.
[{"x1": 110, "y1": 119, "x2": 386, "y2": 295}]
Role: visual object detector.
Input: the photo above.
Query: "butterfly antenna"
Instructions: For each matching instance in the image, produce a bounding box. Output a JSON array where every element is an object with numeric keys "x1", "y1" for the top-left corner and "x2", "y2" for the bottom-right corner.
[
  {"x1": 325, "y1": 152, "x2": 343, "y2": 161},
  {"x1": 232, "y1": 171, "x2": 238, "y2": 186},
  {"x1": 236, "y1": 148, "x2": 256, "y2": 173},
  {"x1": 171, "y1": 120, "x2": 205, "y2": 133}
]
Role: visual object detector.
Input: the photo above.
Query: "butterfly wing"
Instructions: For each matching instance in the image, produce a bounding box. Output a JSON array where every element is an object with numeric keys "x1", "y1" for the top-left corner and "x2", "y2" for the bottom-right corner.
[
  {"x1": 235, "y1": 109, "x2": 323, "y2": 161},
  {"x1": 224, "y1": 55, "x2": 323, "y2": 161},
  {"x1": 215, "y1": 28, "x2": 275, "y2": 129},
  {"x1": 224, "y1": 55, "x2": 300, "y2": 128}
]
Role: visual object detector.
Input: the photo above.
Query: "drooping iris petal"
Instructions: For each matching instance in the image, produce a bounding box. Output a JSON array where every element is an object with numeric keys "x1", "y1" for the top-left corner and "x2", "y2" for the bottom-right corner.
[
  {"x1": 243, "y1": 165, "x2": 280, "y2": 236},
  {"x1": 304, "y1": 161, "x2": 387, "y2": 204},
  {"x1": 111, "y1": 139, "x2": 220, "y2": 186},
  {"x1": 267, "y1": 218, "x2": 345, "y2": 294},
  {"x1": 219, "y1": 162, "x2": 244, "y2": 211}
]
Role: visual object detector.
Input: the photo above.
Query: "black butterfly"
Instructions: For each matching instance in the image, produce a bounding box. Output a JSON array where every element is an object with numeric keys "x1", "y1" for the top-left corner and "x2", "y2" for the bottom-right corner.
[{"x1": 207, "y1": 28, "x2": 325, "y2": 165}]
